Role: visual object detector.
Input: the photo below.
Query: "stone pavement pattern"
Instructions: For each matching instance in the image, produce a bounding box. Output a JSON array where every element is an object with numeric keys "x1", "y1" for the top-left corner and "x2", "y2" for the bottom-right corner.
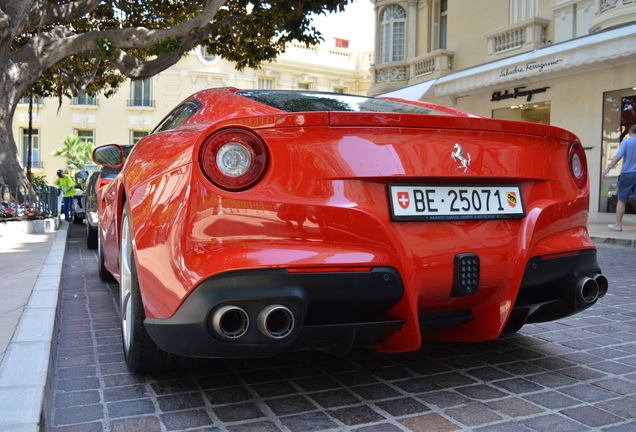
[{"x1": 44, "y1": 224, "x2": 636, "y2": 432}]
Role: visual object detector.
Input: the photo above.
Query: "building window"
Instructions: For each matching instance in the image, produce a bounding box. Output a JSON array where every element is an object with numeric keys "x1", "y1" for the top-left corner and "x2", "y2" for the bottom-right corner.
[
  {"x1": 600, "y1": 88, "x2": 636, "y2": 215},
  {"x1": 131, "y1": 130, "x2": 149, "y2": 144},
  {"x1": 492, "y1": 101, "x2": 551, "y2": 125},
  {"x1": 258, "y1": 77, "x2": 275, "y2": 89},
  {"x1": 509, "y1": 0, "x2": 538, "y2": 24},
  {"x1": 333, "y1": 87, "x2": 345, "y2": 94},
  {"x1": 334, "y1": 38, "x2": 350, "y2": 48},
  {"x1": 21, "y1": 128, "x2": 42, "y2": 168},
  {"x1": 380, "y1": 5, "x2": 406, "y2": 64},
  {"x1": 129, "y1": 79, "x2": 154, "y2": 107},
  {"x1": 431, "y1": 0, "x2": 448, "y2": 50},
  {"x1": 19, "y1": 96, "x2": 43, "y2": 105},
  {"x1": 298, "y1": 82, "x2": 311, "y2": 90},
  {"x1": 73, "y1": 94, "x2": 97, "y2": 105},
  {"x1": 75, "y1": 130, "x2": 95, "y2": 145},
  {"x1": 199, "y1": 45, "x2": 219, "y2": 63}
]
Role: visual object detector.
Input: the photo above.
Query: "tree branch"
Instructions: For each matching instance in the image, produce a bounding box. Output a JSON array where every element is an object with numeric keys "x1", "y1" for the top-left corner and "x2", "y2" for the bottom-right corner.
[{"x1": 18, "y1": 0, "x2": 102, "y2": 35}]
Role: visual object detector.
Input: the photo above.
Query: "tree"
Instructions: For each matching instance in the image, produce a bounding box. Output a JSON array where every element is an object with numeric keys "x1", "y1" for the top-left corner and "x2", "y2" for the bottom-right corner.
[
  {"x1": 0, "y1": 0, "x2": 350, "y2": 189},
  {"x1": 53, "y1": 135, "x2": 94, "y2": 169}
]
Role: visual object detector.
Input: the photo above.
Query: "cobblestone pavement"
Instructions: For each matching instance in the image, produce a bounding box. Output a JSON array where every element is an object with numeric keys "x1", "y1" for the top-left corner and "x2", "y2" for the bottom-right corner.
[{"x1": 46, "y1": 225, "x2": 636, "y2": 432}]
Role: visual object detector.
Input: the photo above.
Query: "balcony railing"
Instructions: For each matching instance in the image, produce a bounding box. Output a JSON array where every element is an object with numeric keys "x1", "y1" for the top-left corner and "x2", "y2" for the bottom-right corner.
[
  {"x1": 127, "y1": 99, "x2": 155, "y2": 108},
  {"x1": 485, "y1": 18, "x2": 550, "y2": 55},
  {"x1": 72, "y1": 96, "x2": 98, "y2": 106},
  {"x1": 410, "y1": 50, "x2": 453, "y2": 79},
  {"x1": 21, "y1": 160, "x2": 44, "y2": 169}
]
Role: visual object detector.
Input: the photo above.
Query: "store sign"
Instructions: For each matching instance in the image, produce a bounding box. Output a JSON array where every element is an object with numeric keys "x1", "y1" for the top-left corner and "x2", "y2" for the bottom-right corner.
[
  {"x1": 491, "y1": 86, "x2": 550, "y2": 102},
  {"x1": 498, "y1": 59, "x2": 564, "y2": 79}
]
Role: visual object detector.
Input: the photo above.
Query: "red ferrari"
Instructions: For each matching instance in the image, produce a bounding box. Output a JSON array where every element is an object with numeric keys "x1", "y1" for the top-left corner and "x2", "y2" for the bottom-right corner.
[{"x1": 93, "y1": 88, "x2": 607, "y2": 372}]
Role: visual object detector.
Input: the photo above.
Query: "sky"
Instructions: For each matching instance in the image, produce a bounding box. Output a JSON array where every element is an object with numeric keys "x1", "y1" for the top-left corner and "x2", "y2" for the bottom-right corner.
[{"x1": 309, "y1": 0, "x2": 375, "y2": 50}]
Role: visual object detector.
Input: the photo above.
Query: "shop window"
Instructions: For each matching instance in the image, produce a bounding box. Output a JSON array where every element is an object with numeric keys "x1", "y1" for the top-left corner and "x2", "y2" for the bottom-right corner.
[
  {"x1": 599, "y1": 88, "x2": 636, "y2": 214},
  {"x1": 492, "y1": 101, "x2": 551, "y2": 124},
  {"x1": 380, "y1": 4, "x2": 406, "y2": 64}
]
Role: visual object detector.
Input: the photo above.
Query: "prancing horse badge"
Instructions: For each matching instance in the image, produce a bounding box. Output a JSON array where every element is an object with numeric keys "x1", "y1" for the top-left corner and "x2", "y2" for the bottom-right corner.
[{"x1": 451, "y1": 143, "x2": 471, "y2": 172}]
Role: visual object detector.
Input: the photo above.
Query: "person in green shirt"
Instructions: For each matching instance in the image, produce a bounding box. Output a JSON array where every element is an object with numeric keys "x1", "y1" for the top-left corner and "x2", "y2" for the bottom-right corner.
[{"x1": 57, "y1": 169, "x2": 76, "y2": 222}]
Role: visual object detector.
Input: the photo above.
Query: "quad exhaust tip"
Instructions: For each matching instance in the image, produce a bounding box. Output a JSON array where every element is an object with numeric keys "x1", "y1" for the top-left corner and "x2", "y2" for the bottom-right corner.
[
  {"x1": 211, "y1": 305, "x2": 250, "y2": 340},
  {"x1": 594, "y1": 274, "x2": 609, "y2": 298},
  {"x1": 576, "y1": 276, "x2": 600, "y2": 306},
  {"x1": 257, "y1": 305, "x2": 295, "y2": 339}
]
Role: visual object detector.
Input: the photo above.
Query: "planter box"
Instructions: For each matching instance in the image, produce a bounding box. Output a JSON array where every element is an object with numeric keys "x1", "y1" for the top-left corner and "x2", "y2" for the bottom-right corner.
[{"x1": 0, "y1": 217, "x2": 61, "y2": 237}]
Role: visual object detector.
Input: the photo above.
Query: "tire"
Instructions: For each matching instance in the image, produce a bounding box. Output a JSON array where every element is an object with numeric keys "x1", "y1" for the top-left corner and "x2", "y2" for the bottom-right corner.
[
  {"x1": 73, "y1": 213, "x2": 84, "y2": 224},
  {"x1": 97, "y1": 229, "x2": 115, "y2": 282},
  {"x1": 120, "y1": 207, "x2": 184, "y2": 373},
  {"x1": 86, "y1": 220, "x2": 98, "y2": 249}
]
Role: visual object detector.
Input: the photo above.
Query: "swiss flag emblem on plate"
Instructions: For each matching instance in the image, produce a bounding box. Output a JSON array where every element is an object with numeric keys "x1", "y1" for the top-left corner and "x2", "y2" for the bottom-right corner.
[{"x1": 397, "y1": 192, "x2": 410, "y2": 209}]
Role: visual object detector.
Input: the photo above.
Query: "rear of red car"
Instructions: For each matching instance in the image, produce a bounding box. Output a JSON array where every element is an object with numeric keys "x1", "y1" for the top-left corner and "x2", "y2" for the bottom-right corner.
[{"x1": 114, "y1": 89, "x2": 606, "y2": 363}]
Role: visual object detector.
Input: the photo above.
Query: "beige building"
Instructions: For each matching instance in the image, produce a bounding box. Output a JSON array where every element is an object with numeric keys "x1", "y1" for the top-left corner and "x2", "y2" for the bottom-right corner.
[
  {"x1": 13, "y1": 38, "x2": 373, "y2": 185},
  {"x1": 369, "y1": 0, "x2": 636, "y2": 223}
]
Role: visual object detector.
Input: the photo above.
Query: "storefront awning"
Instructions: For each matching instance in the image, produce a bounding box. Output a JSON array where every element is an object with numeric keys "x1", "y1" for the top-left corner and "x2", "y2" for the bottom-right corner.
[{"x1": 381, "y1": 23, "x2": 636, "y2": 101}]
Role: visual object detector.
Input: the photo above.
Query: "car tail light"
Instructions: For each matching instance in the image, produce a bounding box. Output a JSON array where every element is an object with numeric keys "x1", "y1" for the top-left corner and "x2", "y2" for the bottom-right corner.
[
  {"x1": 200, "y1": 129, "x2": 267, "y2": 191},
  {"x1": 568, "y1": 142, "x2": 588, "y2": 190}
]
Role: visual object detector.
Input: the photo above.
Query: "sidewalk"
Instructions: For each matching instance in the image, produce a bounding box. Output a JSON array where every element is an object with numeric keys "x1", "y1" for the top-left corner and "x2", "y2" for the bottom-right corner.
[
  {"x1": 0, "y1": 220, "x2": 631, "y2": 431},
  {"x1": 0, "y1": 220, "x2": 67, "y2": 432}
]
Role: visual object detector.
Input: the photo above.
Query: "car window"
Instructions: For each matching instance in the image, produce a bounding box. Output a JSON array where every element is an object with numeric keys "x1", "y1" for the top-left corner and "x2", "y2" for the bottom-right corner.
[
  {"x1": 152, "y1": 100, "x2": 203, "y2": 133},
  {"x1": 236, "y1": 90, "x2": 449, "y2": 116}
]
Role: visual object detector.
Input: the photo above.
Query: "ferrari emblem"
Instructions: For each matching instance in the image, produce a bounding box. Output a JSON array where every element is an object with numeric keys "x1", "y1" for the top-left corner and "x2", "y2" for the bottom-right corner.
[
  {"x1": 506, "y1": 192, "x2": 517, "y2": 207},
  {"x1": 451, "y1": 143, "x2": 471, "y2": 172},
  {"x1": 397, "y1": 192, "x2": 410, "y2": 209}
]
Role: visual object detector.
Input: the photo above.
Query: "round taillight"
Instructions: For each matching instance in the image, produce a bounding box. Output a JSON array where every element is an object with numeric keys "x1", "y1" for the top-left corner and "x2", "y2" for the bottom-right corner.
[
  {"x1": 200, "y1": 129, "x2": 267, "y2": 191},
  {"x1": 568, "y1": 142, "x2": 588, "y2": 190}
]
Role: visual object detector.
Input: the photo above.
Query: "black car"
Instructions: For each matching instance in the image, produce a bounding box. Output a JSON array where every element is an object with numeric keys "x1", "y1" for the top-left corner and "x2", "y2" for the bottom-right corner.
[{"x1": 85, "y1": 145, "x2": 133, "y2": 249}]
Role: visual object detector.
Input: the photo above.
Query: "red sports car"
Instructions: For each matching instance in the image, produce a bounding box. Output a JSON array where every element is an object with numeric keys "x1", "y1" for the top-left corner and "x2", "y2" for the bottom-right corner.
[{"x1": 93, "y1": 88, "x2": 607, "y2": 372}]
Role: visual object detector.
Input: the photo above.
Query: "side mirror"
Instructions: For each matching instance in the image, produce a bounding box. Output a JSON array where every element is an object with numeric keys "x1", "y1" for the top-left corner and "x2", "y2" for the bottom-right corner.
[
  {"x1": 76, "y1": 170, "x2": 89, "y2": 181},
  {"x1": 93, "y1": 144, "x2": 124, "y2": 168}
]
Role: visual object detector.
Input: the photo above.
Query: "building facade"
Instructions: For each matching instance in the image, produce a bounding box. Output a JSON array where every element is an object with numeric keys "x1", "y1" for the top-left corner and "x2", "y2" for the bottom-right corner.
[
  {"x1": 13, "y1": 39, "x2": 373, "y2": 185},
  {"x1": 369, "y1": 0, "x2": 636, "y2": 223}
]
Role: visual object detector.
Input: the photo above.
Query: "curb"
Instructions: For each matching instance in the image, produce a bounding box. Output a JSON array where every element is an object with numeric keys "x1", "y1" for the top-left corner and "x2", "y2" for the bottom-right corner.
[
  {"x1": 591, "y1": 235, "x2": 636, "y2": 249},
  {"x1": 0, "y1": 223, "x2": 68, "y2": 432}
]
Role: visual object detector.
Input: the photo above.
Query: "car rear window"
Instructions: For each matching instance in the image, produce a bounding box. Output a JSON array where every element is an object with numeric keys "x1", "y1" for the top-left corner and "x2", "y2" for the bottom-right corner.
[
  {"x1": 152, "y1": 99, "x2": 203, "y2": 133},
  {"x1": 236, "y1": 90, "x2": 449, "y2": 116}
]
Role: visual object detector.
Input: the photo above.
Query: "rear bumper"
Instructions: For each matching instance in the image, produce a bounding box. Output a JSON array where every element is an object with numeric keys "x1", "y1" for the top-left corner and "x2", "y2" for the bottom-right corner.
[
  {"x1": 144, "y1": 267, "x2": 405, "y2": 357},
  {"x1": 144, "y1": 249, "x2": 607, "y2": 358},
  {"x1": 503, "y1": 248, "x2": 607, "y2": 332}
]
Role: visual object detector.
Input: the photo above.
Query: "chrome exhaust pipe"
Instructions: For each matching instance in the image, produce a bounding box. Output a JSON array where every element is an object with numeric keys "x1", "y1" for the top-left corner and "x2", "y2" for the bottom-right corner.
[
  {"x1": 593, "y1": 274, "x2": 609, "y2": 298},
  {"x1": 257, "y1": 305, "x2": 295, "y2": 339},
  {"x1": 211, "y1": 305, "x2": 249, "y2": 339},
  {"x1": 576, "y1": 276, "x2": 599, "y2": 305}
]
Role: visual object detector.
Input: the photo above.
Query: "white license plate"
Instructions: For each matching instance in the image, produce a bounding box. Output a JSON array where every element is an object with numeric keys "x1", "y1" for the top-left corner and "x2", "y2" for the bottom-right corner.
[{"x1": 389, "y1": 184, "x2": 525, "y2": 221}]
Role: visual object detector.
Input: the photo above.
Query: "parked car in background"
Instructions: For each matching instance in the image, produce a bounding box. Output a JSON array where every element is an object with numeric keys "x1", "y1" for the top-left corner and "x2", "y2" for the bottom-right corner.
[
  {"x1": 93, "y1": 87, "x2": 608, "y2": 372},
  {"x1": 85, "y1": 146, "x2": 134, "y2": 250}
]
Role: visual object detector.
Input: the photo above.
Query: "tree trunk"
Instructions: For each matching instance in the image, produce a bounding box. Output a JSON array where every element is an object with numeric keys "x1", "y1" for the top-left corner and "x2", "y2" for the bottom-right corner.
[{"x1": 0, "y1": 89, "x2": 29, "y2": 190}]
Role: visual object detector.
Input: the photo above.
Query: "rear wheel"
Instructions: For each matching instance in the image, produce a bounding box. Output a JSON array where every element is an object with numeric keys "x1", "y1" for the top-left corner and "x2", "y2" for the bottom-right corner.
[{"x1": 120, "y1": 207, "x2": 184, "y2": 373}]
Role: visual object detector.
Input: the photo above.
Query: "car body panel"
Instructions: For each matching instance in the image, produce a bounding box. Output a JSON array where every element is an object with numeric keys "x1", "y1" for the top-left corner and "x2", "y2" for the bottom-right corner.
[{"x1": 95, "y1": 87, "x2": 604, "y2": 360}]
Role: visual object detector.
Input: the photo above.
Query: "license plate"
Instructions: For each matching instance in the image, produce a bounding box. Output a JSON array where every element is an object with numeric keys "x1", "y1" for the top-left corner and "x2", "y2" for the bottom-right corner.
[{"x1": 389, "y1": 184, "x2": 525, "y2": 221}]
